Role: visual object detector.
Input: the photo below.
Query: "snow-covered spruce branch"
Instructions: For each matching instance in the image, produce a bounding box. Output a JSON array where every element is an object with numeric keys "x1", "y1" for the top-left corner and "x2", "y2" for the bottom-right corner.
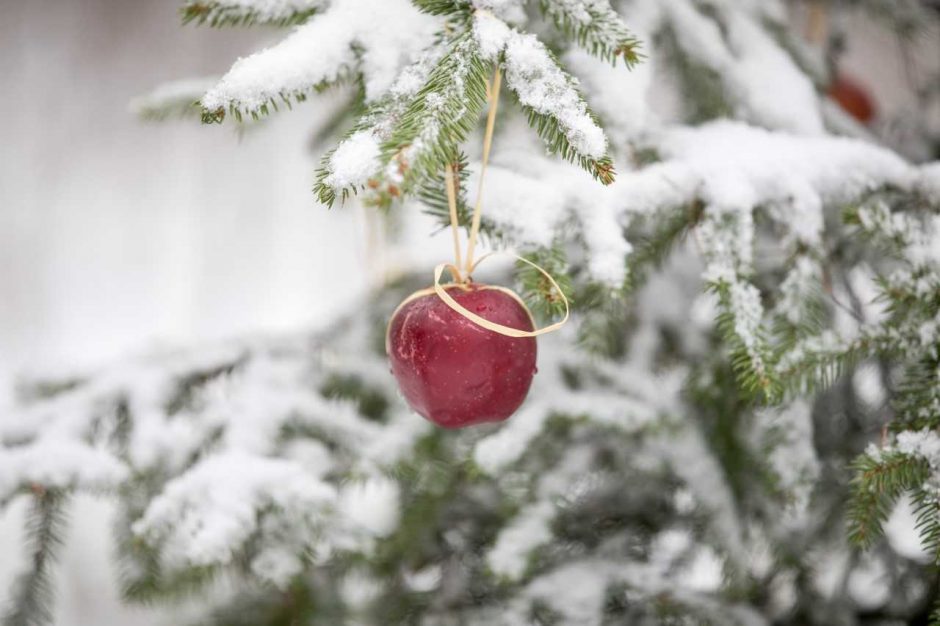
[
  {"x1": 848, "y1": 431, "x2": 940, "y2": 562},
  {"x1": 180, "y1": 0, "x2": 325, "y2": 28},
  {"x1": 474, "y1": 11, "x2": 616, "y2": 184},
  {"x1": 200, "y1": 0, "x2": 438, "y2": 123},
  {"x1": 313, "y1": 31, "x2": 489, "y2": 206},
  {"x1": 709, "y1": 278, "x2": 781, "y2": 401},
  {"x1": 537, "y1": 0, "x2": 642, "y2": 66}
]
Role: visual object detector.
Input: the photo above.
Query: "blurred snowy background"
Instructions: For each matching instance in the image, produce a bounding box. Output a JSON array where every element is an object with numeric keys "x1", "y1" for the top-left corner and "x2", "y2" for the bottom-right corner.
[{"x1": 0, "y1": 1, "x2": 937, "y2": 624}]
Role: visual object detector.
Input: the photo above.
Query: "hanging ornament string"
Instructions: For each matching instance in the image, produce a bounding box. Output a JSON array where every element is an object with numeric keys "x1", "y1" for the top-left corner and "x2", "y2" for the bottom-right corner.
[
  {"x1": 432, "y1": 65, "x2": 569, "y2": 338},
  {"x1": 444, "y1": 165, "x2": 463, "y2": 280},
  {"x1": 464, "y1": 65, "x2": 501, "y2": 277}
]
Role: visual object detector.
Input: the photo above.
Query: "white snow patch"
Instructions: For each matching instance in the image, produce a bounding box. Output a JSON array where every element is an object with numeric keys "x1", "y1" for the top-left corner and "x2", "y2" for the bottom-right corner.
[{"x1": 202, "y1": 0, "x2": 438, "y2": 112}]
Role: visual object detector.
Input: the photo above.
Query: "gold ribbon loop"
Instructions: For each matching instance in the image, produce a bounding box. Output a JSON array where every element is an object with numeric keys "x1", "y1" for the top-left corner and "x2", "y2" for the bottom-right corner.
[{"x1": 433, "y1": 253, "x2": 569, "y2": 338}]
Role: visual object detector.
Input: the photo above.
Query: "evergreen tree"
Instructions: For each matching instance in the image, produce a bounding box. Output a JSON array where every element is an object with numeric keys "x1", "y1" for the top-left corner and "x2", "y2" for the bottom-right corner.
[{"x1": 3, "y1": 1, "x2": 940, "y2": 624}]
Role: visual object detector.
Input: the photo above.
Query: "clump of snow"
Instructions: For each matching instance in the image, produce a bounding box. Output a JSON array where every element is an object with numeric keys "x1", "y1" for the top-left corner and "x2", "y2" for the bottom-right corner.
[
  {"x1": 895, "y1": 430, "x2": 940, "y2": 469},
  {"x1": 917, "y1": 163, "x2": 940, "y2": 203},
  {"x1": 473, "y1": 10, "x2": 513, "y2": 60},
  {"x1": 337, "y1": 476, "x2": 401, "y2": 537},
  {"x1": 728, "y1": 279, "x2": 765, "y2": 354},
  {"x1": 202, "y1": 0, "x2": 439, "y2": 113},
  {"x1": 853, "y1": 364, "x2": 886, "y2": 409},
  {"x1": 774, "y1": 256, "x2": 822, "y2": 326},
  {"x1": 487, "y1": 502, "x2": 554, "y2": 579},
  {"x1": 403, "y1": 565, "x2": 442, "y2": 592},
  {"x1": 250, "y1": 543, "x2": 305, "y2": 588},
  {"x1": 755, "y1": 400, "x2": 820, "y2": 525},
  {"x1": 324, "y1": 131, "x2": 381, "y2": 189},
  {"x1": 132, "y1": 453, "x2": 336, "y2": 569},
  {"x1": 0, "y1": 440, "x2": 127, "y2": 503}
]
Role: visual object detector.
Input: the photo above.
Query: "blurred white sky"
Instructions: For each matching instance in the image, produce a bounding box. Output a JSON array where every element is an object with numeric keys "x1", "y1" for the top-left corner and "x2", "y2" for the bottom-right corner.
[{"x1": 0, "y1": 0, "x2": 373, "y2": 403}]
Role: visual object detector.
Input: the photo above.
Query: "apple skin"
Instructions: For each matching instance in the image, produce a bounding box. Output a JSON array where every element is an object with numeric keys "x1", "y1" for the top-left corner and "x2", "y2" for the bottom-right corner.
[
  {"x1": 387, "y1": 284, "x2": 537, "y2": 428},
  {"x1": 829, "y1": 74, "x2": 876, "y2": 124}
]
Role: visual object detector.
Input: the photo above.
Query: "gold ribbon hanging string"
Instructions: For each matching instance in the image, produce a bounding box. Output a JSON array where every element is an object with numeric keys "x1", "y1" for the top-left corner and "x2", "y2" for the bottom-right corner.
[{"x1": 432, "y1": 66, "x2": 569, "y2": 338}]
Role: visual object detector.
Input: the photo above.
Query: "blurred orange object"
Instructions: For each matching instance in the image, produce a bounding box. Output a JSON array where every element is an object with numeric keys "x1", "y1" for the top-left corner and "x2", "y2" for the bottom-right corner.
[{"x1": 828, "y1": 74, "x2": 877, "y2": 124}]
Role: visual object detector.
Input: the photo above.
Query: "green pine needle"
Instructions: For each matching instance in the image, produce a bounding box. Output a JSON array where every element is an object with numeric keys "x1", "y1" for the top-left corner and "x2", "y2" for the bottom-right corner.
[
  {"x1": 180, "y1": 1, "x2": 320, "y2": 28},
  {"x1": 3, "y1": 490, "x2": 68, "y2": 626}
]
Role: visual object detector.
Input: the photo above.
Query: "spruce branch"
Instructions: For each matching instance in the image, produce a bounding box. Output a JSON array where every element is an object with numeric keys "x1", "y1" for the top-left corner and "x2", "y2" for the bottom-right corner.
[
  {"x1": 417, "y1": 151, "x2": 475, "y2": 230},
  {"x1": 709, "y1": 279, "x2": 782, "y2": 402},
  {"x1": 522, "y1": 107, "x2": 616, "y2": 185},
  {"x1": 892, "y1": 358, "x2": 940, "y2": 432},
  {"x1": 623, "y1": 201, "x2": 704, "y2": 294},
  {"x1": 411, "y1": 0, "x2": 472, "y2": 17},
  {"x1": 537, "y1": 0, "x2": 642, "y2": 66},
  {"x1": 380, "y1": 32, "x2": 491, "y2": 193},
  {"x1": 180, "y1": 0, "x2": 323, "y2": 28},
  {"x1": 847, "y1": 451, "x2": 929, "y2": 548},
  {"x1": 3, "y1": 489, "x2": 68, "y2": 626},
  {"x1": 315, "y1": 32, "x2": 490, "y2": 206},
  {"x1": 516, "y1": 245, "x2": 573, "y2": 321},
  {"x1": 202, "y1": 70, "x2": 353, "y2": 125},
  {"x1": 501, "y1": 33, "x2": 616, "y2": 184}
]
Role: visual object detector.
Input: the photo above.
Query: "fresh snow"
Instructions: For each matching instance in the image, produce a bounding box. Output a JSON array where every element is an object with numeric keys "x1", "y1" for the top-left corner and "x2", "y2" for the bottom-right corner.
[
  {"x1": 202, "y1": 0, "x2": 439, "y2": 113},
  {"x1": 132, "y1": 453, "x2": 336, "y2": 570},
  {"x1": 472, "y1": 12, "x2": 609, "y2": 158},
  {"x1": 324, "y1": 130, "x2": 381, "y2": 189}
]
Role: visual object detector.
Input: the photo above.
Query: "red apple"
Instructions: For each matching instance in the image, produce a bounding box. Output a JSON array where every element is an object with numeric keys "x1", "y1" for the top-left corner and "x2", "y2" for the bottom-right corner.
[
  {"x1": 829, "y1": 74, "x2": 877, "y2": 124},
  {"x1": 386, "y1": 284, "x2": 537, "y2": 428}
]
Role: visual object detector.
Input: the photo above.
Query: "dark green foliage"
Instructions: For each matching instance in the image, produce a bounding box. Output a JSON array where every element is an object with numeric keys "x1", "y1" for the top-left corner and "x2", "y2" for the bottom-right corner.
[
  {"x1": 516, "y1": 246, "x2": 573, "y2": 322},
  {"x1": 575, "y1": 290, "x2": 633, "y2": 358},
  {"x1": 191, "y1": 579, "x2": 330, "y2": 626},
  {"x1": 687, "y1": 359, "x2": 774, "y2": 503},
  {"x1": 624, "y1": 201, "x2": 704, "y2": 294},
  {"x1": 411, "y1": 0, "x2": 472, "y2": 17},
  {"x1": 181, "y1": 1, "x2": 319, "y2": 28},
  {"x1": 3, "y1": 490, "x2": 67, "y2": 626},
  {"x1": 320, "y1": 373, "x2": 390, "y2": 421},
  {"x1": 892, "y1": 359, "x2": 940, "y2": 432}
]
